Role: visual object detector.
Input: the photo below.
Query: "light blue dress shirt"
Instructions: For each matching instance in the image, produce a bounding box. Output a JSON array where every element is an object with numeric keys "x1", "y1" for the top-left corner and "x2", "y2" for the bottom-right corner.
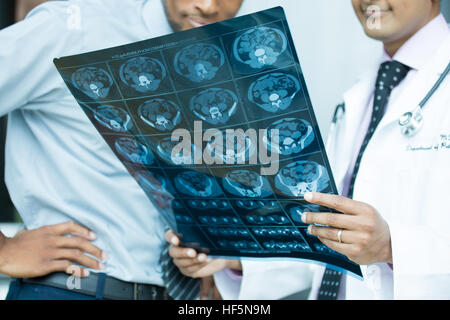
[{"x1": 0, "y1": 0, "x2": 176, "y2": 285}]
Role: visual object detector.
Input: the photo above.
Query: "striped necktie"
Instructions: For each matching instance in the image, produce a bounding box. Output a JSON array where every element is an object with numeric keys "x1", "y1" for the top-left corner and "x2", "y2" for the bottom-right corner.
[{"x1": 160, "y1": 243, "x2": 200, "y2": 300}]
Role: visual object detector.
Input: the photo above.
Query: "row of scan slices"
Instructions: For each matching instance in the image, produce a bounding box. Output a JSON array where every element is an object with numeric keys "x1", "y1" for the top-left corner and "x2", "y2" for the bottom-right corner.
[{"x1": 63, "y1": 22, "x2": 296, "y2": 102}]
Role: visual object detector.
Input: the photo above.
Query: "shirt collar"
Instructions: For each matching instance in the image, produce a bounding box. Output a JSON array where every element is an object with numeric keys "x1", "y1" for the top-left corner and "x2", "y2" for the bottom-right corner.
[{"x1": 382, "y1": 13, "x2": 450, "y2": 70}]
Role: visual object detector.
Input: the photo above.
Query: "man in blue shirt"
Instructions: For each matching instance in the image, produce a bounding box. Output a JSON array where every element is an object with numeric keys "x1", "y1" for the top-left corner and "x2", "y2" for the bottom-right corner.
[{"x1": 0, "y1": 0, "x2": 243, "y2": 300}]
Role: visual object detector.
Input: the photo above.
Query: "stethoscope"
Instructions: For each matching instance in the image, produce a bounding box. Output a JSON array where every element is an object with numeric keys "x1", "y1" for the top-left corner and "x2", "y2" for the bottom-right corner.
[
  {"x1": 332, "y1": 61, "x2": 450, "y2": 137},
  {"x1": 398, "y1": 61, "x2": 450, "y2": 137}
]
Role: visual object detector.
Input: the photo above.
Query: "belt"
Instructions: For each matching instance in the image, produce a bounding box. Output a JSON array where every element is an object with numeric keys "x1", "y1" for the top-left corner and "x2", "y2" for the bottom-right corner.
[{"x1": 22, "y1": 272, "x2": 172, "y2": 300}]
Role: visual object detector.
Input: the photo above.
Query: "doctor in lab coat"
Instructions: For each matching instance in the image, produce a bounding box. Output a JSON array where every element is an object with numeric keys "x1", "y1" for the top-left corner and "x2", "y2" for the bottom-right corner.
[
  {"x1": 168, "y1": 0, "x2": 450, "y2": 300},
  {"x1": 304, "y1": 0, "x2": 450, "y2": 299}
]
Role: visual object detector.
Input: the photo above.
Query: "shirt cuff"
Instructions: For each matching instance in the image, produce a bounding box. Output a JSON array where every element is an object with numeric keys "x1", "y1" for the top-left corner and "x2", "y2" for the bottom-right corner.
[{"x1": 224, "y1": 268, "x2": 243, "y2": 281}]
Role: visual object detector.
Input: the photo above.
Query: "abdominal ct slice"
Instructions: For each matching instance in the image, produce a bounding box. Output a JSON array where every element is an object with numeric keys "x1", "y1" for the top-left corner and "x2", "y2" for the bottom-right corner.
[
  {"x1": 174, "y1": 43, "x2": 225, "y2": 82},
  {"x1": 119, "y1": 57, "x2": 166, "y2": 93},
  {"x1": 93, "y1": 105, "x2": 132, "y2": 132},
  {"x1": 174, "y1": 171, "x2": 222, "y2": 197},
  {"x1": 72, "y1": 67, "x2": 113, "y2": 99},
  {"x1": 275, "y1": 161, "x2": 329, "y2": 197},
  {"x1": 114, "y1": 137, "x2": 154, "y2": 165},
  {"x1": 223, "y1": 169, "x2": 272, "y2": 198},
  {"x1": 157, "y1": 136, "x2": 196, "y2": 166},
  {"x1": 264, "y1": 118, "x2": 314, "y2": 155},
  {"x1": 248, "y1": 73, "x2": 300, "y2": 112},
  {"x1": 233, "y1": 26, "x2": 287, "y2": 70},
  {"x1": 138, "y1": 99, "x2": 181, "y2": 131},
  {"x1": 190, "y1": 88, "x2": 238, "y2": 125}
]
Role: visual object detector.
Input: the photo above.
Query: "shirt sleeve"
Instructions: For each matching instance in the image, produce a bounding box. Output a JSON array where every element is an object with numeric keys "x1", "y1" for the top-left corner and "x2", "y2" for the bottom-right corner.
[{"x1": 0, "y1": 4, "x2": 76, "y2": 116}]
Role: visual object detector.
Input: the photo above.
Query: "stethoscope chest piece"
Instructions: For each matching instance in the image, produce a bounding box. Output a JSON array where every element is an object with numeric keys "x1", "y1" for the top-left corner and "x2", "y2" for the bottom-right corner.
[{"x1": 399, "y1": 107, "x2": 424, "y2": 137}]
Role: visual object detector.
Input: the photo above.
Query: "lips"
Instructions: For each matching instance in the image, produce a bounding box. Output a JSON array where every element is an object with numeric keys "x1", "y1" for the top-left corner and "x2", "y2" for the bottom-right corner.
[
  {"x1": 361, "y1": 4, "x2": 392, "y2": 18},
  {"x1": 187, "y1": 16, "x2": 210, "y2": 28}
]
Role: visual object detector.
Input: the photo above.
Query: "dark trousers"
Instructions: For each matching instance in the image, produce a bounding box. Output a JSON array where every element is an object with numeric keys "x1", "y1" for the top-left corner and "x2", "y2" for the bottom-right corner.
[{"x1": 5, "y1": 279, "x2": 100, "y2": 300}]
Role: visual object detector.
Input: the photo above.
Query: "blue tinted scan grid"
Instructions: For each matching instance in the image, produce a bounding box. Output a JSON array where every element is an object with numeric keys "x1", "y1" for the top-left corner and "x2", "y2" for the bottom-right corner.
[{"x1": 54, "y1": 7, "x2": 361, "y2": 276}]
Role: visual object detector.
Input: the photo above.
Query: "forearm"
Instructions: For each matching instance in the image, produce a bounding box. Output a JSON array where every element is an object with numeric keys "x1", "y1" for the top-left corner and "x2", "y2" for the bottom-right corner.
[
  {"x1": 226, "y1": 259, "x2": 242, "y2": 271},
  {"x1": 0, "y1": 231, "x2": 8, "y2": 273}
]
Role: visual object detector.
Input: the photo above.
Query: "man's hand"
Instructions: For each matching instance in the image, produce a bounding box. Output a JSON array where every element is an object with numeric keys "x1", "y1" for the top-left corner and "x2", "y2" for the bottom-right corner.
[
  {"x1": 165, "y1": 230, "x2": 241, "y2": 279},
  {"x1": 0, "y1": 221, "x2": 106, "y2": 278},
  {"x1": 302, "y1": 192, "x2": 392, "y2": 265}
]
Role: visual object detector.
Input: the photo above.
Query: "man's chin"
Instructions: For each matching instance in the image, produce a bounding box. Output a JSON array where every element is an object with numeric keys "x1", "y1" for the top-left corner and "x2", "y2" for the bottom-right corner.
[{"x1": 361, "y1": 24, "x2": 400, "y2": 42}]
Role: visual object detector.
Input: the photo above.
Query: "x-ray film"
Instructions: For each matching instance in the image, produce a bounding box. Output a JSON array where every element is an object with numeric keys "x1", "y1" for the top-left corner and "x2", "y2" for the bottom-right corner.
[{"x1": 54, "y1": 7, "x2": 361, "y2": 276}]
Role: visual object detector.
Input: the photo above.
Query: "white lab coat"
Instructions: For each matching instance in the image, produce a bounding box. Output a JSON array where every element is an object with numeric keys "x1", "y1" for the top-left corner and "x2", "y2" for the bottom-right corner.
[
  {"x1": 214, "y1": 259, "x2": 313, "y2": 300},
  {"x1": 315, "y1": 33, "x2": 450, "y2": 299}
]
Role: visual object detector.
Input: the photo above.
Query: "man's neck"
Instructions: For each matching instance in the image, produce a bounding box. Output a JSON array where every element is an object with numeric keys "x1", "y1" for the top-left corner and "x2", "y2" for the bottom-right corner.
[{"x1": 383, "y1": 11, "x2": 441, "y2": 57}]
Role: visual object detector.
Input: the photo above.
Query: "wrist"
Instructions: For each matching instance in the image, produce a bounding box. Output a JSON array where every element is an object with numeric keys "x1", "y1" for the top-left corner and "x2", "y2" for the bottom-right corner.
[
  {"x1": 0, "y1": 233, "x2": 8, "y2": 272},
  {"x1": 225, "y1": 259, "x2": 242, "y2": 271}
]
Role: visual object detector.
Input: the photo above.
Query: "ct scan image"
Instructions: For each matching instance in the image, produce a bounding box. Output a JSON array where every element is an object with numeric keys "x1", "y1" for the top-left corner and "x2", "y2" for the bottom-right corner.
[
  {"x1": 54, "y1": 7, "x2": 361, "y2": 276},
  {"x1": 173, "y1": 170, "x2": 223, "y2": 198},
  {"x1": 223, "y1": 20, "x2": 294, "y2": 75},
  {"x1": 109, "y1": 52, "x2": 174, "y2": 98},
  {"x1": 156, "y1": 135, "x2": 197, "y2": 166},
  {"x1": 275, "y1": 160, "x2": 330, "y2": 198},
  {"x1": 190, "y1": 87, "x2": 238, "y2": 125},
  {"x1": 222, "y1": 169, "x2": 273, "y2": 198},
  {"x1": 71, "y1": 66, "x2": 114, "y2": 100},
  {"x1": 114, "y1": 136, "x2": 156, "y2": 167},
  {"x1": 92, "y1": 104, "x2": 133, "y2": 133},
  {"x1": 264, "y1": 118, "x2": 315, "y2": 156},
  {"x1": 164, "y1": 38, "x2": 232, "y2": 90},
  {"x1": 120, "y1": 57, "x2": 166, "y2": 92},
  {"x1": 248, "y1": 72, "x2": 301, "y2": 113}
]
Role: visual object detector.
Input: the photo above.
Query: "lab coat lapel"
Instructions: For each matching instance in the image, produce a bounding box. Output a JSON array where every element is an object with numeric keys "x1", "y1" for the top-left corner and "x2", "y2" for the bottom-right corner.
[
  {"x1": 333, "y1": 68, "x2": 378, "y2": 188},
  {"x1": 378, "y1": 35, "x2": 450, "y2": 129}
]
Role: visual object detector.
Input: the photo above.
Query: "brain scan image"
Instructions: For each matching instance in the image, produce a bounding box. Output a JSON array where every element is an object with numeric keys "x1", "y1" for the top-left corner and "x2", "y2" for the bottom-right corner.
[
  {"x1": 119, "y1": 57, "x2": 166, "y2": 93},
  {"x1": 93, "y1": 105, "x2": 132, "y2": 132},
  {"x1": 72, "y1": 67, "x2": 113, "y2": 99},
  {"x1": 174, "y1": 171, "x2": 222, "y2": 197},
  {"x1": 263, "y1": 118, "x2": 315, "y2": 155},
  {"x1": 275, "y1": 161, "x2": 330, "y2": 197},
  {"x1": 223, "y1": 170, "x2": 272, "y2": 198},
  {"x1": 248, "y1": 73, "x2": 300, "y2": 112},
  {"x1": 114, "y1": 137, "x2": 154, "y2": 165},
  {"x1": 190, "y1": 88, "x2": 238, "y2": 125},
  {"x1": 157, "y1": 136, "x2": 197, "y2": 165},
  {"x1": 233, "y1": 26, "x2": 288, "y2": 70},
  {"x1": 174, "y1": 43, "x2": 225, "y2": 82},
  {"x1": 138, "y1": 99, "x2": 181, "y2": 131},
  {"x1": 205, "y1": 130, "x2": 256, "y2": 164}
]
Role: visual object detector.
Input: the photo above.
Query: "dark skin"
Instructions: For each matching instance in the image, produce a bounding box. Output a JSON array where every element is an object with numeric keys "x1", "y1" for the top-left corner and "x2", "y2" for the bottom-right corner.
[
  {"x1": 162, "y1": 0, "x2": 243, "y2": 32},
  {"x1": 0, "y1": 221, "x2": 105, "y2": 278},
  {"x1": 0, "y1": 0, "x2": 244, "y2": 298},
  {"x1": 167, "y1": 0, "x2": 442, "y2": 278},
  {"x1": 161, "y1": 0, "x2": 243, "y2": 300}
]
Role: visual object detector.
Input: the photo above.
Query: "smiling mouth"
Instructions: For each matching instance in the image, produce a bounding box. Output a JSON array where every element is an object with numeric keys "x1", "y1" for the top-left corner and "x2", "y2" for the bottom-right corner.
[
  {"x1": 361, "y1": 5, "x2": 392, "y2": 18},
  {"x1": 187, "y1": 17, "x2": 210, "y2": 28}
]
